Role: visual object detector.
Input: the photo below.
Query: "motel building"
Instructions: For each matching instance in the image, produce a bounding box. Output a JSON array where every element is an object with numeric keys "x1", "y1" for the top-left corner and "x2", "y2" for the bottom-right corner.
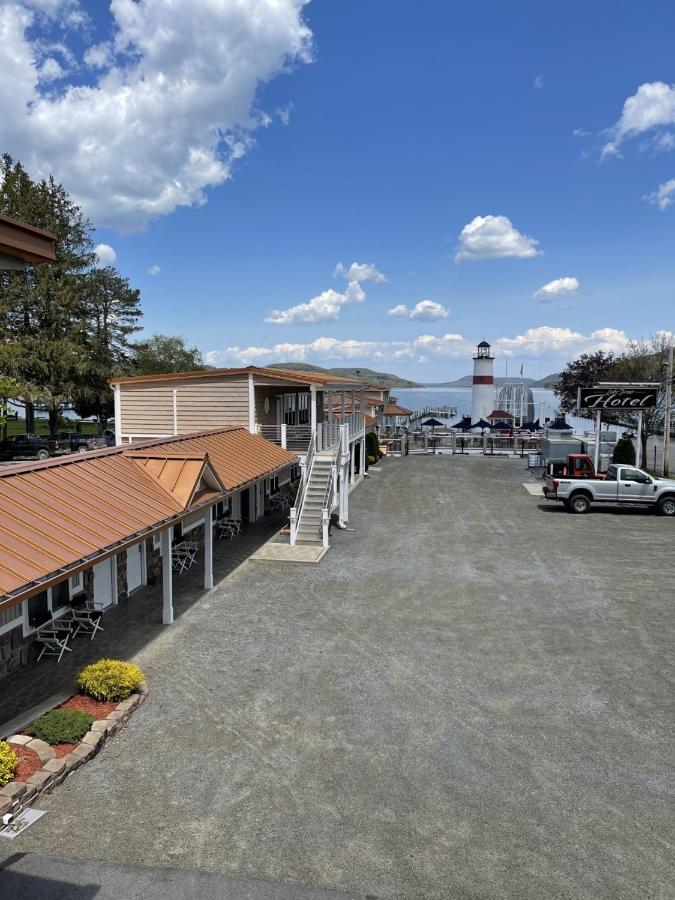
[
  {"x1": 110, "y1": 366, "x2": 372, "y2": 542},
  {"x1": 0, "y1": 428, "x2": 297, "y2": 679}
]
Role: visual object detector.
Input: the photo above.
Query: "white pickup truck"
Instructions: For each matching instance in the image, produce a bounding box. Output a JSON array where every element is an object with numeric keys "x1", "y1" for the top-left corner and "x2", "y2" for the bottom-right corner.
[{"x1": 545, "y1": 464, "x2": 675, "y2": 515}]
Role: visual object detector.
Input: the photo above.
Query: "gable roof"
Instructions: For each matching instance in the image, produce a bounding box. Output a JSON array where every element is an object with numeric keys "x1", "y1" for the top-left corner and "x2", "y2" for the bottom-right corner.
[
  {"x1": 383, "y1": 404, "x2": 413, "y2": 416},
  {"x1": 0, "y1": 428, "x2": 296, "y2": 606},
  {"x1": 109, "y1": 365, "x2": 365, "y2": 389}
]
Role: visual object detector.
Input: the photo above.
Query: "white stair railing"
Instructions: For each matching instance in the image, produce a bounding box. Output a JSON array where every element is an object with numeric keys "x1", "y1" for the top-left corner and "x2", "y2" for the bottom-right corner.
[{"x1": 290, "y1": 428, "x2": 317, "y2": 546}]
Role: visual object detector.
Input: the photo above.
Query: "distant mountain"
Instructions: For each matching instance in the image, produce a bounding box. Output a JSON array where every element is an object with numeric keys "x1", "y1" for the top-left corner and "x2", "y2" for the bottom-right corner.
[
  {"x1": 426, "y1": 373, "x2": 561, "y2": 389},
  {"x1": 267, "y1": 362, "x2": 422, "y2": 389}
]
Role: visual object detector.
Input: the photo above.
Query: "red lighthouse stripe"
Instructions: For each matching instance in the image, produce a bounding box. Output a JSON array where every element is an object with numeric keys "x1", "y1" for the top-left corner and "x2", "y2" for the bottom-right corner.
[{"x1": 473, "y1": 375, "x2": 494, "y2": 385}]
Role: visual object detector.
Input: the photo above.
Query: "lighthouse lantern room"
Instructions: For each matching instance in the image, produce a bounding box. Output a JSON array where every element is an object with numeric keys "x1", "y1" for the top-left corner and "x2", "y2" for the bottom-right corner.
[{"x1": 471, "y1": 340, "x2": 495, "y2": 424}]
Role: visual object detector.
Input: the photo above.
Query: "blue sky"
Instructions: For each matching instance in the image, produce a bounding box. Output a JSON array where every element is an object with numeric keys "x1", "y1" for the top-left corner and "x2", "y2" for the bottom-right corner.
[{"x1": 2, "y1": 1, "x2": 675, "y2": 380}]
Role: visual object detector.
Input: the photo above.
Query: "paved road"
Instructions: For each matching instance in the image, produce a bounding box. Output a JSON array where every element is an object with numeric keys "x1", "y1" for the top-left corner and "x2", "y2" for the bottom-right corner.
[{"x1": 8, "y1": 456, "x2": 674, "y2": 898}]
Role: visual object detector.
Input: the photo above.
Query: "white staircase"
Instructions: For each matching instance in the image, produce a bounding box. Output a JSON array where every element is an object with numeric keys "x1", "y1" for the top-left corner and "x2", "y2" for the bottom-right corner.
[{"x1": 294, "y1": 452, "x2": 334, "y2": 543}]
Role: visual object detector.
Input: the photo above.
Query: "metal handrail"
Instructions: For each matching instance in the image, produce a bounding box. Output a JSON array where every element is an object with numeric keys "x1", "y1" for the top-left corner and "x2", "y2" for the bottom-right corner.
[{"x1": 290, "y1": 428, "x2": 316, "y2": 544}]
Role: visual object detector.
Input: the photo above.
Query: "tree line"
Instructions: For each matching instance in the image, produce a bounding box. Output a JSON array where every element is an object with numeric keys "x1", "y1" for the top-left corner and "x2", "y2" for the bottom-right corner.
[
  {"x1": 0, "y1": 156, "x2": 205, "y2": 436},
  {"x1": 554, "y1": 337, "x2": 674, "y2": 462}
]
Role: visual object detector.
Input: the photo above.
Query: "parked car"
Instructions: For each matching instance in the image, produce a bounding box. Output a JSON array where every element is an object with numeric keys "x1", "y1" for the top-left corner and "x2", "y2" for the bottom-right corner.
[
  {"x1": 0, "y1": 433, "x2": 60, "y2": 461},
  {"x1": 55, "y1": 431, "x2": 107, "y2": 453},
  {"x1": 544, "y1": 464, "x2": 675, "y2": 515}
]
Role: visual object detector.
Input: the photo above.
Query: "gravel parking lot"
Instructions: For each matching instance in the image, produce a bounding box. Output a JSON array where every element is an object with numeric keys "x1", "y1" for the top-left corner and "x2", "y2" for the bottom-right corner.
[{"x1": 10, "y1": 454, "x2": 674, "y2": 898}]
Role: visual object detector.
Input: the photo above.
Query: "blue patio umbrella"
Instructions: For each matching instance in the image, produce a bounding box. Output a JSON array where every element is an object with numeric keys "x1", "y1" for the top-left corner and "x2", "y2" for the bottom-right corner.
[
  {"x1": 451, "y1": 417, "x2": 472, "y2": 431},
  {"x1": 490, "y1": 420, "x2": 512, "y2": 430},
  {"x1": 420, "y1": 417, "x2": 444, "y2": 428},
  {"x1": 471, "y1": 418, "x2": 491, "y2": 430}
]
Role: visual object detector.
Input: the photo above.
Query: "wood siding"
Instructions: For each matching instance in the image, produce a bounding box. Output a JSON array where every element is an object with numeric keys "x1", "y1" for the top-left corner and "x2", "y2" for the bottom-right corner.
[{"x1": 120, "y1": 378, "x2": 249, "y2": 436}]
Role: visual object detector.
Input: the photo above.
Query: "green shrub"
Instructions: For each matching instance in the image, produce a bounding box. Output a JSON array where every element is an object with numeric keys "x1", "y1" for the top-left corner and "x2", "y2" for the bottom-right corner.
[
  {"x1": 27, "y1": 709, "x2": 94, "y2": 745},
  {"x1": 77, "y1": 659, "x2": 144, "y2": 701},
  {"x1": 612, "y1": 436, "x2": 636, "y2": 466},
  {"x1": 0, "y1": 741, "x2": 17, "y2": 786},
  {"x1": 367, "y1": 454, "x2": 377, "y2": 465}
]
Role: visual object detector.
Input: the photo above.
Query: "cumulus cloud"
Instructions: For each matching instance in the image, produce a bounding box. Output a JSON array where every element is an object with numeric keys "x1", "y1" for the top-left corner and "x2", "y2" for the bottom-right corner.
[
  {"x1": 454, "y1": 215, "x2": 541, "y2": 261},
  {"x1": 533, "y1": 276, "x2": 580, "y2": 301},
  {"x1": 387, "y1": 300, "x2": 448, "y2": 320},
  {"x1": 495, "y1": 326, "x2": 629, "y2": 358},
  {"x1": 1, "y1": 0, "x2": 312, "y2": 231},
  {"x1": 209, "y1": 326, "x2": 632, "y2": 367},
  {"x1": 533, "y1": 75, "x2": 544, "y2": 90},
  {"x1": 267, "y1": 260, "x2": 386, "y2": 324},
  {"x1": 94, "y1": 242, "x2": 117, "y2": 266},
  {"x1": 333, "y1": 262, "x2": 387, "y2": 283},
  {"x1": 265, "y1": 282, "x2": 366, "y2": 325},
  {"x1": 148, "y1": 264, "x2": 161, "y2": 275},
  {"x1": 222, "y1": 333, "x2": 467, "y2": 365},
  {"x1": 601, "y1": 81, "x2": 675, "y2": 157},
  {"x1": 644, "y1": 178, "x2": 675, "y2": 210}
]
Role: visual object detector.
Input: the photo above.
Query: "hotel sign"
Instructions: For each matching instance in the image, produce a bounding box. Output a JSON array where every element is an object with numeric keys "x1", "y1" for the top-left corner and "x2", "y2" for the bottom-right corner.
[{"x1": 577, "y1": 385, "x2": 659, "y2": 411}]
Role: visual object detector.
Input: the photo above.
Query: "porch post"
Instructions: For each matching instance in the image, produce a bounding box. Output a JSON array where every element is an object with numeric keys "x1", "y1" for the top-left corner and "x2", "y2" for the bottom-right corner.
[
  {"x1": 350, "y1": 442, "x2": 355, "y2": 483},
  {"x1": 248, "y1": 374, "x2": 256, "y2": 434},
  {"x1": 281, "y1": 423, "x2": 287, "y2": 449},
  {"x1": 310, "y1": 384, "x2": 317, "y2": 445},
  {"x1": 160, "y1": 527, "x2": 173, "y2": 625},
  {"x1": 113, "y1": 384, "x2": 122, "y2": 446},
  {"x1": 339, "y1": 423, "x2": 349, "y2": 525},
  {"x1": 204, "y1": 506, "x2": 213, "y2": 590}
]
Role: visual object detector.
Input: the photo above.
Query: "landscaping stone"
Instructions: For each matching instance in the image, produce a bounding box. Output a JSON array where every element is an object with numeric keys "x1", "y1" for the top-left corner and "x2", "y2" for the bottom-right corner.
[
  {"x1": 62, "y1": 752, "x2": 83, "y2": 772},
  {"x1": 7, "y1": 734, "x2": 32, "y2": 746},
  {"x1": 26, "y1": 771, "x2": 51, "y2": 789},
  {"x1": 72, "y1": 744, "x2": 94, "y2": 761},
  {"x1": 105, "y1": 710, "x2": 125, "y2": 722},
  {"x1": 0, "y1": 798, "x2": 13, "y2": 817},
  {"x1": 26, "y1": 737, "x2": 54, "y2": 764},
  {"x1": 81, "y1": 731, "x2": 103, "y2": 749},
  {"x1": 90, "y1": 720, "x2": 110, "y2": 733},
  {"x1": 0, "y1": 781, "x2": 26, "y2": 801},
  {"x1": 43, "y1": 758, "x2": 66, "y2": 776}
]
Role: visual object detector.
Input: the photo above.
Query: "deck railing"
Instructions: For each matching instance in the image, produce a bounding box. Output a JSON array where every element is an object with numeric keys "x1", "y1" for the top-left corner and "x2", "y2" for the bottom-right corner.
[{"x1": 256, "y1": 424, "x2": 312, "y2": 452}]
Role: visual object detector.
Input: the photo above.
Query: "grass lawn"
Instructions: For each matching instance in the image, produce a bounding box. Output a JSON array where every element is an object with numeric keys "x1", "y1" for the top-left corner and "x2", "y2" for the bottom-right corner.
[{"x1": 5, "y1": 418, "x2": 102, "y2": 436}]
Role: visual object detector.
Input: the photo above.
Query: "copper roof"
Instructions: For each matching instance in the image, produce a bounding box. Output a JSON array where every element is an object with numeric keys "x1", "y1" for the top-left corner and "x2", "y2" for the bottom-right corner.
[
  {"x1": 0, "y1": 214, "x2": 56, "y2": 264},
  {"x1": 383, "y1": 404, "x2": 413, "y2": 416},
  {"x1": 487, "y1": 409, "x2": 514, "y2": 419},
  {"x1": 0, "y1": 428, "x2": 296, "y2": 606},
  {"x1": 109, "y1": 365, "x2": 364, "y2": 388}
]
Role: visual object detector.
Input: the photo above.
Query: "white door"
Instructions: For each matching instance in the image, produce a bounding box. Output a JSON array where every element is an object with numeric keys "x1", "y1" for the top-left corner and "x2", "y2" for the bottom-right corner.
[
  {"x1": 126, "y1": 544, "x2": 143, "y2": 594},
  {"x1": 93, "y1": 559, "x2": 114, "y2": 610}
]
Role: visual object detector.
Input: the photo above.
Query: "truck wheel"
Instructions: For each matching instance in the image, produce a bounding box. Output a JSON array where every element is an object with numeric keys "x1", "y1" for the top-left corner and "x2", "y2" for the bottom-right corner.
[
  {"x1": 657, "y1": 496, "x2": 675, "y2": 516},
  {"x1": 569, "y1": 494, "x2": 591, "y2": 514},
  {"x1": 36, "y1": 449, "x2": 50, "y2": 460}
]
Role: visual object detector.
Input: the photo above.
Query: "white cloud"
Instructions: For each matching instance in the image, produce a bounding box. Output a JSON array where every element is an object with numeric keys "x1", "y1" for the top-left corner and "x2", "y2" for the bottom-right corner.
[
  {"x1": 533, "y1": 75, "x2": 544, "y2": 91},
  {"x1": 267, "y1": 260, "x2": 386, "y2": 324},
  {"x1": 602, "y1": 82, "x2": 675, "y2": 157},
  {"x1": 83, "y1": 42, "x2": 113, "y2": 69},
  {"x1": 533, "y1": 276, "x2": 580, "y2": 301},
  {"x1": 333, "y1": 261, "x2": 387, "y2": 283},
  {"x1": 495, "y1": 326, "x2": 629, "y2": 358},
  {"x1": 455, "y1": 215, "x2": 541, "y2": 261},
  {"x1": 387, "y1": 300, "x2": 448, "y2": 320},
  {"x1": 265, "y1": 281, "x2": 366, "y2": 325},
  {"x1": 644, "y1": 178, "x2": 675, "y2": 210},
  {"x1": 213, "y1": 326, "x2": 632, "y2": 367},
  {"x1": 148, "y1": 264, "x2": 161, "y2": 275},
  {"x1": 38, "y1": 57, "x2": 63, "y2": 82},
  {"x1": 1, "y1": 0, "x2": 312, "y2": 231},
  {"x1": 222, "y1": 332, "x2": 467, "y2": 365},
  {"x1": 94, "y1": 242, "x2": 117, "y2": 266}
]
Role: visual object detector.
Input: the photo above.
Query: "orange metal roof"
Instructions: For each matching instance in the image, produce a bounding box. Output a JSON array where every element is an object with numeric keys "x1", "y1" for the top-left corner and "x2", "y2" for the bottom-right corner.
[
  {"x1": 0, "y1": 428, "x2": 296, "y2": 606},
  {"x1": 383, "y1": 404, "x2": 413, "y2": 416},
  {"x1": 109, "y1": 365, "x2": 363, "y2": 388}
]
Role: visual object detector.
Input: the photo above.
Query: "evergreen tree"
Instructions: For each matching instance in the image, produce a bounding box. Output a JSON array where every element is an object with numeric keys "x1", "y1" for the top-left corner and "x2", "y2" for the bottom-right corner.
[
  {"x1": 131, "y1": 334, "x2": 204, "y2": 375},
  {"x1": 0, "y1": 154, "x2": 96, "y2": 433}
]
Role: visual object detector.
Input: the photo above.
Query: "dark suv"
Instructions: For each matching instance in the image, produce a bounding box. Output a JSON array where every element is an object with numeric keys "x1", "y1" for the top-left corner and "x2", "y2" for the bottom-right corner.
[{"x1": 0, "y1": 434, "x2": 60, "y2": 461}]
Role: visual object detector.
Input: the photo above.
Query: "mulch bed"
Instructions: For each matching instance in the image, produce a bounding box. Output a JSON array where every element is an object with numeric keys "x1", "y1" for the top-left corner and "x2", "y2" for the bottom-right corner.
[
  {"x1": 12, "y1": 745, "x2": 42, "y2": 782},
  {"x1": 53, "y1": 742, "x2": 80, "y2": 759},
  {"x1": 58, "y1": 693, "x2": 117, "y2": 719}
]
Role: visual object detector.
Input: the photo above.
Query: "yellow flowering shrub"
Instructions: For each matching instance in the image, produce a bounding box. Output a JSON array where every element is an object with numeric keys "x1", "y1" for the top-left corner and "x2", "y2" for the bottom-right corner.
[
  {"x1": 77, "y1": 659, "x2": 144, "y2": 702},
  {"x1": 0, "y1": 741, "x2": 18, "y2": 787}
]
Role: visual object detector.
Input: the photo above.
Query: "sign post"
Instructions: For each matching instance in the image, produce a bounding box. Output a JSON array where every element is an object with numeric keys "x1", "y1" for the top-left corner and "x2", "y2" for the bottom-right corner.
[{"x1": 577, "y1": 383, "x2": 659, "y2": 471}]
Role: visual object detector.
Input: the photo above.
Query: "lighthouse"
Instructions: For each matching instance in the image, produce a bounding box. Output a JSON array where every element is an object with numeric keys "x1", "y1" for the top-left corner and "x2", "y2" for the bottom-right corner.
[{"x1": 470, "y1": 340, "x2": 495, "y2": 424}]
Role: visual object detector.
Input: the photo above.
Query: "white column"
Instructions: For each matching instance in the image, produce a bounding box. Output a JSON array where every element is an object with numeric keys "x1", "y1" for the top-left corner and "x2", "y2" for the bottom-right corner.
[
  {"x1": 160, "y1": 527, "x2": 173, "y2": 625},
  {"x1": 248, "y1": 374, "x2": 256, "y2": 434},
  {"x1": 350, "y1": 443, "x2": 355, "y2": 483},
  {"x1": 111, "y1": 556, "x2": 118, "y2": 606},
  {"x1": 635, "y1": 411, "x2": 643, "y2": 469},
  {"x1": 248, "y1": 485, "x2": 256, "y2": 522},
  {"x1": 281, "y1": 423, "x2": 287, "y2": 449},
  {"x1": 593, "y1": 410, "x2": 602, "y2": 472},
  {"x1": 232, "y1": 491, "x2": 241, "y2": 520},
  {"x1": 204, "y1": 506, "x2": 213, "y2": 590},
  {"x1": 113, "y1": 385, "x2": 122, "y2": 445},
  {"x1": 310, "y1": 384, "x2": 317, "y2": 434}
]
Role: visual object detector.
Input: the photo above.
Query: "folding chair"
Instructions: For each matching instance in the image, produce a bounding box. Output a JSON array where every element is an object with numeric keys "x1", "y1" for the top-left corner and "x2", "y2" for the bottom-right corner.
[
  {"x1": 70, "y1": 606, "x2": 104, "y2": 640},
  {"x1": 36, "y1": 622, "x2": 72, "y2": 662}
]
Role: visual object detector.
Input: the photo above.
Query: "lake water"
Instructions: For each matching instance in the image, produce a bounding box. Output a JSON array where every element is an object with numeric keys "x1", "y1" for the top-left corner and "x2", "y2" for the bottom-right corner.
[{"x1": 394, "y1": 387, "x2": 597, "y2": 433}]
